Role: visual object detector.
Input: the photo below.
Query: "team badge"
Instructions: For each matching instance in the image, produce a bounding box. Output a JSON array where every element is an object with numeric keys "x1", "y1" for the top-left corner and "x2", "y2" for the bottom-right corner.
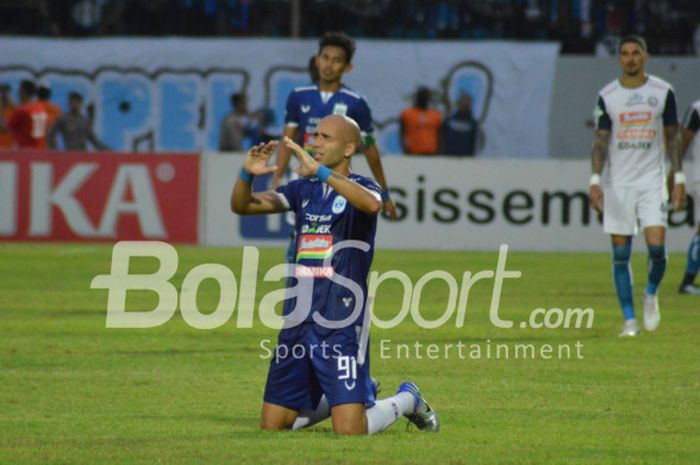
[
  {"x1": 332, "y1": 103, "x2": 348, "y2": 116},
  {"x1": 647, "y1": 96, "x2": 658, "y2": 107},
  {"x1": 332, "y1": 195, "x2": 347, "y2": 214}
]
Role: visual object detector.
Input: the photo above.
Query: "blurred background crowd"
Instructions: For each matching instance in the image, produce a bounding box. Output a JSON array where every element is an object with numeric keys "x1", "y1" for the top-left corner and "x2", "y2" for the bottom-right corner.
[{"x1": 1, "y1": 0, "x2": 699, "y2": 55}]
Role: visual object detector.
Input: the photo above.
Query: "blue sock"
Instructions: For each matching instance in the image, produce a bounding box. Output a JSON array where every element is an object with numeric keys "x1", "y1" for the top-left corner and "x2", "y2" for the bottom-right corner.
[
  {"x1": 685, "y1": 234, "x2": 700, "y2": 276},
  {"x1": 646, "y1": 244, "x2": 666, "y2": 295},
  {"x1": 612, "y1": 239, "x2": 635, "y2": 320}
]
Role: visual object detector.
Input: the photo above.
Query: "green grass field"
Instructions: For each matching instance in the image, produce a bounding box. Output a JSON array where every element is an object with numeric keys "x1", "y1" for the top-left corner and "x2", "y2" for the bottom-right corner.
[{"x1": 1, "y1": 243, "x2": 699, "y2": 465}]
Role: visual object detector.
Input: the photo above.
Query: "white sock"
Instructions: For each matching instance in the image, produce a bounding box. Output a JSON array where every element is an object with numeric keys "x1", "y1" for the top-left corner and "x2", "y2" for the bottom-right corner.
[
  {"x1": 291, "y1": 395, "x2": 330, "y2": 430},
  {"x1": 365, "y1": 392, "x2": 415, "y2": 435}
]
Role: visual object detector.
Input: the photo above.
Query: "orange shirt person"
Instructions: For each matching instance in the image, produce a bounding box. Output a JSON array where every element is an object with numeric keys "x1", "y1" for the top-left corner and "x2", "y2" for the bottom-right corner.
[
  {"x1": 37, "y1": 86, "x2": 62, "y2": 148},
  {"x1": 7, "y1": 80, "x2": 48, "y2": 149},
  {"x1": 400, "y1": 86, "x2": 442, "y2": 155}
]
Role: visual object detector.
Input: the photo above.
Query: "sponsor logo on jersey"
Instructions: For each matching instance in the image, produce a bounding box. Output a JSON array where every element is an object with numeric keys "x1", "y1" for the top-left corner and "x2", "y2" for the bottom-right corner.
[
  {"x1": 617, "y1": 141, "x2": 653, "y2": 150},
  {"x1": 617, "y1": 129, "x2": 657, "y2": 140},
  {"x1": 620, "y1": 111, "x2": 652, "y2": 126},
  {"x1": 296, "y1": 233, "x2": 333, "y2": 261},
  {"x1": 301, "y1": 105, "x2": 311, "y2": 113},
  {"x1": 332, "y1": 195, "x2": 347, "y2": 214},
  {"x1": 294, "y1": 265, "x2": 335, "y2": 278}
]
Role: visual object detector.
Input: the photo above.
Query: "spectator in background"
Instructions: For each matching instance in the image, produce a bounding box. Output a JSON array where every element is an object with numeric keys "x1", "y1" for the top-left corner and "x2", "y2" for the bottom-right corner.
[
  {"x1": 37, "y1": 85, "x2": 62, "y2": 149},
  {"x1": 7, "y1": 80, "x2": 46, "y2": 149},
  {"x1": 219, "y1": 92, "x2": 255, "y2": 151},
  {"x1": 400, "y1": 86, "x2": 442, "y2": 155},
  {"x1": 0, "y1": 84, "x2": 15, "y2": 149},
  {"x1": 441, "y1": 93, "x2": 479, "y2": 156},
  {"x1": 48, "y1": 92, "x2": 109, "y2": 151}
]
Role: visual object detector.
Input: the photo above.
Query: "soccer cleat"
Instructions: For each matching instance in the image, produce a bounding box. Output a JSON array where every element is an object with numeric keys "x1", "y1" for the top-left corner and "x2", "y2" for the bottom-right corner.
[
  {"x1": 643, "y1": 293, "x2": 660, "y2": 331},
  {"x1": 618, "y1": 319, "x2": 640, "y2": 337},
  {"x1": 397, "y1": 382, "x2": 440, "y2": 432},
  {"x1": 678, "y1": 283, "x2": 700, "y2": 295}
]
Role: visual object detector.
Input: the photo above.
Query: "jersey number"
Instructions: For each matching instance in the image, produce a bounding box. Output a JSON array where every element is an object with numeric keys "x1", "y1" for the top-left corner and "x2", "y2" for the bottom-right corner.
[
  {"x1": 337, "y1": 355, "x2": 357, "y2": 381},
  {"x1": 31, "y1": 112, "x2": 48, "y2": 138}
]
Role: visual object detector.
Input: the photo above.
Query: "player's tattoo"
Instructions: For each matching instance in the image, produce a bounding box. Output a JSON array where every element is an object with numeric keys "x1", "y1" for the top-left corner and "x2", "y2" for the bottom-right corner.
[
  {"x1": 665, "y1": 124, "x2": 683, "y2": 173},
  {"x1": 591, "y1": 130, "x2": 610, "y2": 174}
]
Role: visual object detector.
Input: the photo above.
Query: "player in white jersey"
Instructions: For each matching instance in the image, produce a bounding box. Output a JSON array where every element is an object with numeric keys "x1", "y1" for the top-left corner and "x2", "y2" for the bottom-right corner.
[
  {"x1": 588, "y1": 35, "x2": 685, "y2": 337},
  {"x1": 677, "y1": 100, "x2": 700, "y2": 294}
]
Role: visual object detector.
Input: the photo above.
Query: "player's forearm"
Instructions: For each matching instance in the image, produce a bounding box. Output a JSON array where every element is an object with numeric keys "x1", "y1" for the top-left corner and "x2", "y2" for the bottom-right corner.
[
  {"x1": 231, "y1": 177, "x2": 254, "y2": 214},
  {"x1": 665, "y1": 125, "x2": 683, "y2": 173},
  {"x1": 591, "y1": 130, "x2": 610, "y2": 174},
  {"x1": 681, "y1": 129, "x2": 695, "y2": 160},
  {"x1": 327, "y1": 173, "x2": 382, "y2": 215},
  {"x1": 274, "y1": 144, "x2": 292, "y2": 178},
  {"x1": 363, "y1": 145, "x2": 389, "y2": 191}
]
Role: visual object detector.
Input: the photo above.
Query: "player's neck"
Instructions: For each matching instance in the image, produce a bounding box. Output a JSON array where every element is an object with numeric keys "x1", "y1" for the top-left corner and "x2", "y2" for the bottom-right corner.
[
  {"x1": 318, "y1": 80, "x2": 342, "y2": 93},
  {"x1": 619, "y1": 72, "x2": 648, "y2": 89}
]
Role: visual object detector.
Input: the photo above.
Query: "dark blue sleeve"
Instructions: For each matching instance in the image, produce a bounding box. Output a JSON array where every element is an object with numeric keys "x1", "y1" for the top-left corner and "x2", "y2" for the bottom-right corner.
[
  {"x1": 684, "y1": 107, "x2": 700, "y2": 133},
  {"x1": 355, "y1": 176, "x2": 381, "y2": 196},
  {"x1": 284, "y1": 91, "x2": 299, "y2": 126},
  {"x1": 275, "y1": 179, "x2": 303, "y2": 212},
  {"x1": 353, "y1": 97, "x2": 374, "y2": 135},
  {"x1": 595, "y1": 96, "x2": 612, "y2": 130},
  {"x1": 662, "y1": 89, "x2": 678, "y2": 127}
]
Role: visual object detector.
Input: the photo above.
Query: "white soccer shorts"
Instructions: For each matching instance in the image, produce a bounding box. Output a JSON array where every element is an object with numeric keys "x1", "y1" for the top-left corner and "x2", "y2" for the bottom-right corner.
[{"x1": 603, "y1": 182, "x2": 667, "y2": 235}]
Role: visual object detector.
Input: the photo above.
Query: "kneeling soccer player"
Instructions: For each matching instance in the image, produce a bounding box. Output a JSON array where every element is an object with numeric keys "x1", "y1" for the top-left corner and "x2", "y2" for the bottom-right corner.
[{"x1": 231, "y1": 114, "x2": 439, "y2": 435}]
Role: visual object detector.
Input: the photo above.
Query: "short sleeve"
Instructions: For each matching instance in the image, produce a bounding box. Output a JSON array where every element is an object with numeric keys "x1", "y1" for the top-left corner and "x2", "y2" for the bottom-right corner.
[
  {"x1": 683, "y1": 107, "x2": 700, "y2": 133},
  {"x1": 662, "y1": 89, "x2": 678, "y2": 127},
  {"x1": 284, "y1": 91, "x2": 300, "y2": 126},
  {"x1": 275, "y1": 179, "x2": 304, "y2": 212},
  {"x1": 594, "y1": 96, "x2": 612, "y2": 130},
  {"x1": 352, "y1": 97, "x2": 374, "y2": 136}
]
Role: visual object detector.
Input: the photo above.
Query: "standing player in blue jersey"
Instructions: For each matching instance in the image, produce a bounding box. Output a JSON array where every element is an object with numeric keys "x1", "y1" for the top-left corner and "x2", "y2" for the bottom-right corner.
[
  {"x1": 271, "y1": 31, "x2": 397, "y2": 220},
  {"x1": 231, "y1": 114, "x2": 438, "y2": 435}
]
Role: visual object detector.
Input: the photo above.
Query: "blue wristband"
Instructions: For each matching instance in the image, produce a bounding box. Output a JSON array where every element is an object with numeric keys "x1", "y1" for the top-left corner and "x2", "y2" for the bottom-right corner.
[
  {"x1": 239, "y1": 168, "x2": 254, "y2": 183},
  {"x1": 316, "y1": 165, "x2": 332, "y2": 183},
  {"x1": 380, "y1": 189, "x2": 391, "y2": 202}
]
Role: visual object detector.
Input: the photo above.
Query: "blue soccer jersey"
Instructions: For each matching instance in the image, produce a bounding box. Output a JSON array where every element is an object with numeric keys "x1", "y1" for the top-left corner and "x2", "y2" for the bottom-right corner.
[
  {"x1": 266, "y1": 174, "x2": 380, "y2": 410},
  {"x1": 285, "y1": 85, "x2": 375, "y2": 151},
  {"x1": 276, "y1": 173, "x2": 380, "y2": 327}
]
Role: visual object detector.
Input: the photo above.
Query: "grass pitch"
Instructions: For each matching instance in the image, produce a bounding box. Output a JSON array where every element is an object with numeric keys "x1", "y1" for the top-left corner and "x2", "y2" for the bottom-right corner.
[{"x1": 1, "y1": 243, "x2": 699, "y2": 465}]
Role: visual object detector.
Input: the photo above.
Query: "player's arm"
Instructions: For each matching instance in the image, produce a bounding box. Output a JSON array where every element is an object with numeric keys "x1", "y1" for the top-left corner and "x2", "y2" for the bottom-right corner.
[
  {"x1": 362, "y1": 142, "x2": 397, "y2": 219},
  {"x1": 662, "y1": 89, "x2": 685, "y2": 211},
  {"x1": 231, "y1": 141, "x2": 290, "y2": 215},
  {"x1": 589, "y1": 95, "x2": 611, "y2": 213},
  {"x1": 271, "y1": 125, "x2": 298, "y2": 188},
  {"x1": 356, "y1": 98, "x2": 397, "y2": 218},
  {"x1": 284, "y1": 136, "x2": 382, "y2": 215}
]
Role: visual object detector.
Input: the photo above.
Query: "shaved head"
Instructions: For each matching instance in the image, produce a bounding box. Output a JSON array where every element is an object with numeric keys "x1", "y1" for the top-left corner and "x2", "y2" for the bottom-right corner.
[{"x1": 320, "y1": 114, "x2": 361, "y2": 150}]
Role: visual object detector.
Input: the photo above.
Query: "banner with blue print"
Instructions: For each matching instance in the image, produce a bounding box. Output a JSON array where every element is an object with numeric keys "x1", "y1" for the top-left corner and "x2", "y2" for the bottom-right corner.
[{"x1": 0, "y1": 38, "x2": 559, "y2": 157}]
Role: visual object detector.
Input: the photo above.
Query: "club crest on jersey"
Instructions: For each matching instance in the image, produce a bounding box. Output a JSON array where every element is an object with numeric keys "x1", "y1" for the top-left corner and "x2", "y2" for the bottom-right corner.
[
  {"x1": 332, "y1": 103, "x2": 348, "y2": 116},
  {"x1": 647, "y1": 96, "x2": 658, "y2": 107},
  {"x1": 332, "y1": 195, "x2": 347, "y2": 214}
]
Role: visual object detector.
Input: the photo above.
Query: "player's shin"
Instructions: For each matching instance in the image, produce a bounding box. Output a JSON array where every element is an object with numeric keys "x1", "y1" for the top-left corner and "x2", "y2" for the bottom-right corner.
[
  {"x1": 681, "y1": 235, "x2": 700, "y2": 286},
  {"x1": 646, "y1": 244, "x2": 666, "y2": 295},
  {"x1": 612, "y1": 241, "x2": 635, "y2": 320},
  {"x1": 364, "y1": 393, "x2": 414, "y2": 435}
]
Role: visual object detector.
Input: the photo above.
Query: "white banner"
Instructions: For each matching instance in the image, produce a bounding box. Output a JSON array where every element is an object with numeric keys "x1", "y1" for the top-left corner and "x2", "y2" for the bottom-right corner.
[
  {"x1": 0, "y1": 38, "x2": 558, "y2": 158},
  {"x1": 203, "y1": 154, "x2": 697, "y2": 252}
]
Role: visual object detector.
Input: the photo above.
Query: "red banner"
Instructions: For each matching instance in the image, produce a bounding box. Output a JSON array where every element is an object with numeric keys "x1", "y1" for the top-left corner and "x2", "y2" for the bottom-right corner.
[{"x1": 0, "y1": 150, "x2": 200, "y2": 243}]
